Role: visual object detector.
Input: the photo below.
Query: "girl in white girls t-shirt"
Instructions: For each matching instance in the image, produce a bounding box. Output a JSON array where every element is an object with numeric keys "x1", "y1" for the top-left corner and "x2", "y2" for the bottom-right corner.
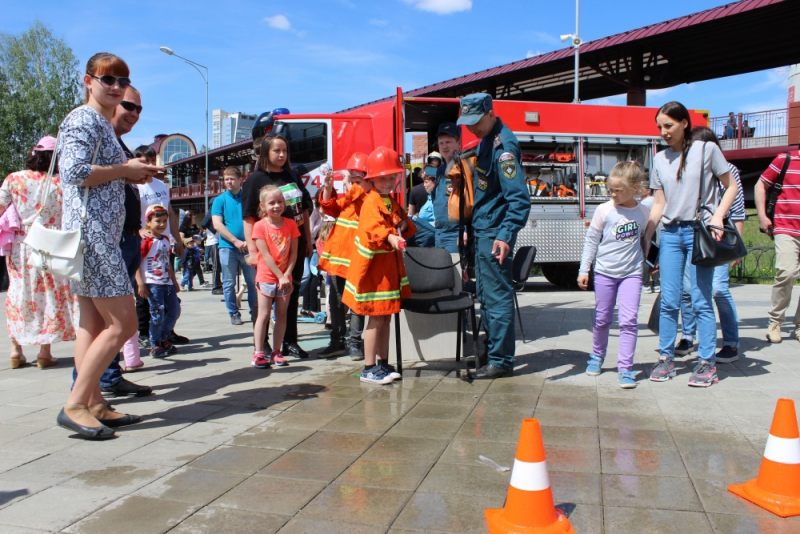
[{"x1": 578, "y1": 162, "x2": 650, "y2": 389}]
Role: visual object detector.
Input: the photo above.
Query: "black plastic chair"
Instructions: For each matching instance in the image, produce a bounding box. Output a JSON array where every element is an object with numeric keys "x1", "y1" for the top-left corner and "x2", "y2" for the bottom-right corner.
[
  {"x1": 395, "y1": 247, "x2": 479, "y2": 378},
  {"x1": 511, "y1": 246, "x2": 536, "y2": 343}
]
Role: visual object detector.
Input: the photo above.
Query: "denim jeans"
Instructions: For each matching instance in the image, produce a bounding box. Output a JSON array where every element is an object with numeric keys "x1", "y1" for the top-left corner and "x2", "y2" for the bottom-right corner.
[
  {"x1": 658, "y1": 223, "x2": 716, "y2": 365},
  {"x1": 181, "y1": 267, "x2": 195, "y2": 290},
  {"x1": 219, "y1": 247, "x2": 256, "y2": 317},
  {"x1": 147, "y1": 283, "x2": 181, "y2": 347},
  {"x1": 681, "y1": 262, "x2": 739, "y2": 348}
]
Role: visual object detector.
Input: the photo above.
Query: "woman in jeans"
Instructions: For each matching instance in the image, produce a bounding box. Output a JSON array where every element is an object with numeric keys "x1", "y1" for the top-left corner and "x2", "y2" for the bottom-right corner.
[
  {"x1": 57, "y1": 52, "x2": 161, "y2": 439},
  {"x1": 674, "y1": 126, "x2": 746, "y2": 364},
  {"x1": 644, "y1": 101, "x2": 739, "y2": 388}
]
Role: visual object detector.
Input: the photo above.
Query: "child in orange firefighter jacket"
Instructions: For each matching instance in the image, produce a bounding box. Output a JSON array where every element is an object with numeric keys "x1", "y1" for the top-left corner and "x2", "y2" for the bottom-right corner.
[
  {"x1": 317, "y1": 152, "x2": 370, "y2": 360},
  {"x1": 342, "y1": 147, "x2": 416, "y2": 384}
]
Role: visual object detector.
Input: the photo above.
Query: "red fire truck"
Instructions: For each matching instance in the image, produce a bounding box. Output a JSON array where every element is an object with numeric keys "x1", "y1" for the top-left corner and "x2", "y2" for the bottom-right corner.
[{"x1": 253, "y1": 88, "x2": 707, "y2": 287}]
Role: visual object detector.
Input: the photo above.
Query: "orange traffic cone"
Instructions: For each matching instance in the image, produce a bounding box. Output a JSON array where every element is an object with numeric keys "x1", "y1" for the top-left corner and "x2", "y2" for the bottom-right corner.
[
  {"x1": 728, "y1": 398, "x2": 800, "y2": 517},
  {"x1": 485, "y1": 418, "x2": 575, "y2": 534}
]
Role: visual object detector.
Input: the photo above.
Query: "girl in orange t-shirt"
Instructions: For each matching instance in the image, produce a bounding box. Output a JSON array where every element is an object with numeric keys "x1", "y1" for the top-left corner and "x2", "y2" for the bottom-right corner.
[
  {"x1": 251, "y1": 185, "x2": 300, "y2": 369},
  {"x1": 342, "y1": 147, "x2": 416, "y2": 385}
]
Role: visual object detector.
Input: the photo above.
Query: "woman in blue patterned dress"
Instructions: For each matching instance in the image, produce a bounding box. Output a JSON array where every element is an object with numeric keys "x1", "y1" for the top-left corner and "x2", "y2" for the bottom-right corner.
[{"x1": 57, "y1": 53, "x2": 162, "y2": 439}]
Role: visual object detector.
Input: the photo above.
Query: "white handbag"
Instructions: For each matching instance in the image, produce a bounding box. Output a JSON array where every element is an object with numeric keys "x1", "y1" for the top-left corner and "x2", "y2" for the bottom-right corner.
[{"x1": 22, "y1": 133, "x2": 100, "y2": 282}]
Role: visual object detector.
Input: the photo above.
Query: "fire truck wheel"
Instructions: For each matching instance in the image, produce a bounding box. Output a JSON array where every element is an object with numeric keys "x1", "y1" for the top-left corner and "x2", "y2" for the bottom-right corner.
[{"x1": 541, "y1": 263, "x2": 589, "y2": 290}]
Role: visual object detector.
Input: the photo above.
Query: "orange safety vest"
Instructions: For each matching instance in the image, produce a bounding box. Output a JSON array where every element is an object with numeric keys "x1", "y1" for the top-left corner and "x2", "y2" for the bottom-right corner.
[
  {"x1": 317, "y1": 184, "x2": 367, "y2": 279},
  {"x1": 342, "y1": 191, "x2": 416, "y2": 316}
]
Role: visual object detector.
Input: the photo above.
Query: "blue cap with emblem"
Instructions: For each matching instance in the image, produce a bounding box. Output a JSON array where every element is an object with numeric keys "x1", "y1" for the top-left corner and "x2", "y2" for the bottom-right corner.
[
  {"x1": 457, "y1": 93, "x2": 493, "y2": 126},
  {"x1": 437, "y1": 122, "x2": 460, "y2": 139}
]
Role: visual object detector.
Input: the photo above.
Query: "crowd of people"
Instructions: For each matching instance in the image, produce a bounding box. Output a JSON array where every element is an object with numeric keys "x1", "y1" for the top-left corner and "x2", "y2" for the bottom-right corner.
[{"x1": 1, "y1": 51, "x2": 798, "y2": 441}]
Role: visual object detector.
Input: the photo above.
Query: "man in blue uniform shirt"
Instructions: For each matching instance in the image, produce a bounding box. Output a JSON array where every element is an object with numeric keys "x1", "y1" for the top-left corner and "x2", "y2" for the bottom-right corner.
[
  {"x1": 430, "y1": 122, "x2": 462, "y2": 253},
  {"x1": 457, "y1": 93, "x2": 531, "y2": 379}
]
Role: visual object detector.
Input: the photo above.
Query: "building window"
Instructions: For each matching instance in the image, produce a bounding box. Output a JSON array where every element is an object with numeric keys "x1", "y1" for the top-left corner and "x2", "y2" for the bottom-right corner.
[{"x1": 163, "y1": 138, "x2": 192, "y2": 164}]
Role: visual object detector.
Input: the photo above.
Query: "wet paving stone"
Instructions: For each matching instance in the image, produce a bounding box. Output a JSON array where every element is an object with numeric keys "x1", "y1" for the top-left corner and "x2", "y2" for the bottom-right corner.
[
  {"x1": 393, "y1": 491, "x2": 505, "y2": 533},
  {"x1": 212, "y1": 475, "x2": 325, "y2": 515},
  {"x1": 187, "y1": 445, "x2": 283, "y2": 475},
  {"x1": 599, "y1": 427, "x2": 677, "y2": 451},
  {"x1": 299, "y1": 485, "x2": 411, "y2": 526},
  {"x1": 335, "y1": 457, "x2": 433, "y2": 490},
  {"x1": 601, "y1": 448, "x2": 688, "y2": 477},
  {"x1": 259, "y1": 450, "x2": 354, "y2": 482},
  {"x1": 292, "y1": 431, "x2": 379, "y2": 456},
  {"x1": 417, "y1": 463, "x2": 511, "y2": 497},
  {"x1": 134, "y1": 467, "x2": 246, "y2": 505},
  {"x1": 4, "y1": 283, "x2": 800, "y2": 532},
  {"x1": 63, "y1": 495, "x2": 199, "y2": 534},
  {"x1": 604, "y1": 506, "x2": 714, "y2": 534},
  {"x1": 171, "y1": 506, "x2": 288, "y2": 534},
  {"x1": 363, "y1": 435, "x2": 450, "y2": 461},
  {"x1": 602, "y1": 474, "x2": 704, "y2": 511}
]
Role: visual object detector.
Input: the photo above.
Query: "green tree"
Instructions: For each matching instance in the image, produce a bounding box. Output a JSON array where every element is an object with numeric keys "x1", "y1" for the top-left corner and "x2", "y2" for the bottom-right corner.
[{"x1": 0, "y1": 21, "x2": 82, "y2": 179}]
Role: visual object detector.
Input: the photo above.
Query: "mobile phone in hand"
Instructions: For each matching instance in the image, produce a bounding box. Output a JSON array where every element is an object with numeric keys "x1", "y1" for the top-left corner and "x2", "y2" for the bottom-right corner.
[{"x1": 645, "y1": 241, "x2": 659, "y2": 268}]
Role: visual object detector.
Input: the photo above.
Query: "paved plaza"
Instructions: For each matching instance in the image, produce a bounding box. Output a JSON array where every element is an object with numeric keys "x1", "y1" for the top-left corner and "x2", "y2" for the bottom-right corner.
[{"x1": 1, "y1": 278, "x2": 800, "y2": 533}]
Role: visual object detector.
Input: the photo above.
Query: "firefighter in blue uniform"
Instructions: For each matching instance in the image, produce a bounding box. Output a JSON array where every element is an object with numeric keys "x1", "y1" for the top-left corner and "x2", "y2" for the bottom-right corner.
[
  {"x1": 457, "y1": 93, "x2": 531, "y2": 379},
  {"x1": 430, "y1": 122, "x2": 461, "y2": 253}
]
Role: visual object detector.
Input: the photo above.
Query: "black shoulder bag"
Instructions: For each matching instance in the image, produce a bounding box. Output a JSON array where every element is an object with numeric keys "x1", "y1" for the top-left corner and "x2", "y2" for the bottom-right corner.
[
  {"x1": 691, "y1": 142, "x2": 747, "y2": 268},
  {"x1": 762, "y1": 152, "x2": 792, "y2": 237}
]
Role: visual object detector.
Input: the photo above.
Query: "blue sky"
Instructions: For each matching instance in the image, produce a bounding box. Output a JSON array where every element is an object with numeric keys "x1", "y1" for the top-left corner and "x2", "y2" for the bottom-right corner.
[{"x1": 1, "y1": 0, "x2": 791, "y2": 151}]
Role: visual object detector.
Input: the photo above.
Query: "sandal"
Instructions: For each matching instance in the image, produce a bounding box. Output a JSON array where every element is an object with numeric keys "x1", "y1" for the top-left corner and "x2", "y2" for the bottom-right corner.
[
  {"x1": 10, "y1": 355, "x2": 27, "y2": 369},
  {"x1": 37, "y1": 356, "x2": 58, "y2": 369},
  {"x1": 121, "y1": 362, "x2": 144, "y2": 373}
]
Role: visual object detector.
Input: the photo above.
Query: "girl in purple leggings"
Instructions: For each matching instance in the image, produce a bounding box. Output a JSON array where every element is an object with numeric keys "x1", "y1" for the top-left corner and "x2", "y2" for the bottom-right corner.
[{"x1": 578, "y1": 162, "x2": 649, "y2": 388}]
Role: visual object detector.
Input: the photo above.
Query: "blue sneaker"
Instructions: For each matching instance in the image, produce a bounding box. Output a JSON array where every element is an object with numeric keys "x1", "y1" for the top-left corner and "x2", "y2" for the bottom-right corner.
[
  {"x1": 360, "y1": 366, "x2": 393, "y2": 385},
  {"x1": 618, "y1": 370, "x2": 637, "y2": 389},
  {"x1": 586, "y1": 355, "x2": 603, "y2": 376},
  {"x1": 379, "y1": 361, "x2": 401, "y2": 381}
]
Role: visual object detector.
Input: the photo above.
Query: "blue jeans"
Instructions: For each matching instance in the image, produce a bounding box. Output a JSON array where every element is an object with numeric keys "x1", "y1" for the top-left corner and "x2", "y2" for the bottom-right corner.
[
  {"x1": 147, "y1": 284, "x2": 181, "y2": 347},
  {"x1": 181, "y1": 267, "x2": 195, "y2": 289},
  {"x1": 219, "y1": 247, "x2": 256, "y2": 317},
  {"x1": 680, "y1": 263, "x2": 739, "y2": 348},
  {"x1": 659, "y1": 223, "x2": 716, "y2": 365}
]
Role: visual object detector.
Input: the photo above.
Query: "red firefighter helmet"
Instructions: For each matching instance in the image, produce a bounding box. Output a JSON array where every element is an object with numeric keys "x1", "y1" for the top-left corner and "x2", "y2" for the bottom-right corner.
[
  {"x1": 346, "y1": 152, "x2": 369, "y2": 175},
  {"x1": 365, "y1": 146, "x2": 404, "y2": 180}
]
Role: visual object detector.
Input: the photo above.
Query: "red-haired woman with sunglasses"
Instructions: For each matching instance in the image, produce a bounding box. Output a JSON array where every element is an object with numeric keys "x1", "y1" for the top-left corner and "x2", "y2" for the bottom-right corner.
[{"x1": 56, "y1": 52, "x2": 162, "y2": 440}]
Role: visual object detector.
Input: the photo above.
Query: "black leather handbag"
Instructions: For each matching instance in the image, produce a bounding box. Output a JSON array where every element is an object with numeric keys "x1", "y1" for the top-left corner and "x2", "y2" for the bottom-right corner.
[{"x1": 691, "y1": 143, "x2": 747, "y2": 268}]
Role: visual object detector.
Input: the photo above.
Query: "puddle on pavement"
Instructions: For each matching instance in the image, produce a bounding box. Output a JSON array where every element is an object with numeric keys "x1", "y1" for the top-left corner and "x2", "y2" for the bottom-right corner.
[{"x1": 75, "y1": 465, "x2": 157, "y2": 488}]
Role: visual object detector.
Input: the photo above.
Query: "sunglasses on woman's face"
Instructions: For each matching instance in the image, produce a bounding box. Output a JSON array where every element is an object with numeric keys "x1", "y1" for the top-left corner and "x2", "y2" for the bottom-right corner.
[
  {"x1": 120, "y1": 101, "x2": 142, "y2": 114},
  {"x1": 89, "y1": 74, "x2": 131, "y2": 89}
]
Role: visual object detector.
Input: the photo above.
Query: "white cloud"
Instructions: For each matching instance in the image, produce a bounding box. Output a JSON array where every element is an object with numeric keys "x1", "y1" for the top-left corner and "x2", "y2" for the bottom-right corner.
[
  {"x1": 403, "y1": 0, "x2": 472, "y2": 15},
  {"x1": 532, "y1": 31, "x2": 559, "y2": 45},
  {"x1": 369, "y1": 19, "x2": 389, "y2": 26},
  {"x1": 264, "y1": 15, "x2": 291, "y2": 31}
]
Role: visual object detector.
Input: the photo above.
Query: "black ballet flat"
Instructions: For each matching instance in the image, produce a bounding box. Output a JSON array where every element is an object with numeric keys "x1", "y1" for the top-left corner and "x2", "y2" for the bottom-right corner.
[
  {"x1": 98, "y1": 414, "x2": 141, "y2": 427},
  {"x1": 57, "y1": 407, "x2": 116, "y2": 440}
]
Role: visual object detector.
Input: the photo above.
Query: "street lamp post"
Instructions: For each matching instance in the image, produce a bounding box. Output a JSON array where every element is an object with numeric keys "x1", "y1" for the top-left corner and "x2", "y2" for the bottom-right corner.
[
  {"x1": 160, "y1": 46, "x2": 209, "y2": 214},
  {"x1": 560, "y1": 0, "x2": 582, "y2": 104}
]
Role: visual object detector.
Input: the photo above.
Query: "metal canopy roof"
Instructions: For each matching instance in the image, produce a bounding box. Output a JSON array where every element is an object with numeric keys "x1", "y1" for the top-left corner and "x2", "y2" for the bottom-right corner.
[{"x1": 350, "y1": 0, "x2": 800, "y2": 108}]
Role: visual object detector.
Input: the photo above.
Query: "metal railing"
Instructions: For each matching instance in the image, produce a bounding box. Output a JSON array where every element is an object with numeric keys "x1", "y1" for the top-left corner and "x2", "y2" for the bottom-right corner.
[
  {"x1": 730, "y1": 246, "x2": 776, "y2": 283},
  {"x1": 709, "y1": 109, "x2": 788, "y2": 151}
]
